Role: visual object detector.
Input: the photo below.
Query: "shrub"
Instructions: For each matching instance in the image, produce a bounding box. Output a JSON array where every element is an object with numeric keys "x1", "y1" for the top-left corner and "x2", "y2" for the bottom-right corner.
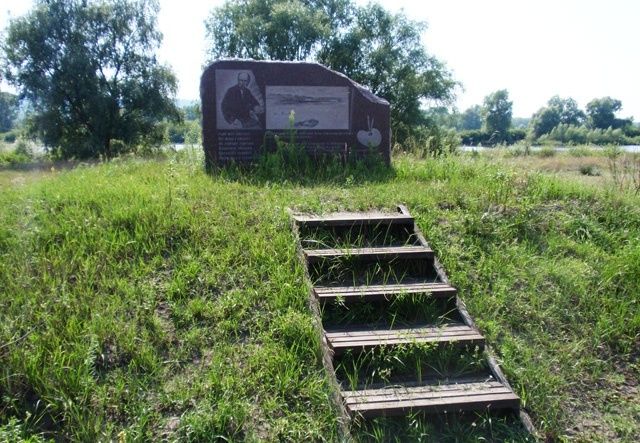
[
  {"x1": 13, "y1": 138, "x2": 33, "y2": 159},
  {"x1": 506, "y1": 142, "x2": 531, "y2": 157},
  {"x1": 184, "y1": 120, "x2": 202, "y2": 146},
  {"x1": 167, "y1": 123, "x2": 186, "y2": 144},
  {"x1": 538, "y1": 123, "x2": 640, "y2": 146},
  {"x1": 579, "y1": 164, "x2": 600, "y2": 176},
  {"x1": 0, "y1": 150, "x2": 31, "y2": 166},
  {"x1": 536, "y1": 146, "x2": 556, "y2": 158},
  {"x1": 0, "y1": 137, "x2": 38, "y2": 165},
  {"x1": 3, "y1": 132, "x2": 17, "y2": 143}
]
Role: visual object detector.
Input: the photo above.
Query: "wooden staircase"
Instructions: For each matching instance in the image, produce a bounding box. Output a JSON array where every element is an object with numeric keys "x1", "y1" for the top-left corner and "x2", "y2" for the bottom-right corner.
[{"x1": 292, "y1": 206, "x2": 535, "y2": 433}]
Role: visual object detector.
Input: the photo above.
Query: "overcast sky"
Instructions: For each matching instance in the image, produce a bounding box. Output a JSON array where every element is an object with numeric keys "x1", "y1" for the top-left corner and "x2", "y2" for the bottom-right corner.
[{"x1": 2, "y1": 0, "x2": 639, "y2": 120}]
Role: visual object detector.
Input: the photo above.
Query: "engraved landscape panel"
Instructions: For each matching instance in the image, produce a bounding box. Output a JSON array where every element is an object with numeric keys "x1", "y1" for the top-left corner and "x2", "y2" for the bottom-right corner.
[{"x1": 266, "y1": 86, "x2": 350, "y2": 130}]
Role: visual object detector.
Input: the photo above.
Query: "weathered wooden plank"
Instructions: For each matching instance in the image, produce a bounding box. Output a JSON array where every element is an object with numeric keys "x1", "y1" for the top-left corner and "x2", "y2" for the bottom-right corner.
[
  {"x1": 326, "y1": 324, "x2": 473, "y2": 338},
  {"x1": 343, "y1": 381, "x2": 519, "y2": 417},
  {"x1": 348, "y1": 393, "x2": 520, "y2": 417},
  {"x1": 314, "y1": 283, "x2": 453, "y2": 294},
  {"x1": 326, "y1": 324, "x2": 484, "y2": 353},
  {"x1": 293, "y1": 213, "x2": 414, "y2": 228},
  {"x1": 304, "y1": 245, "x2": 433, "y2": 262},
  {"x1": 343, "y1": 382, "x2": 508, "y2": 401},
  {"x1": 314, "y1": 282, "x2": 456, "y2": 301},
  {"x1": 343, "y1": 379, "x2": 505, "y2": 396}
]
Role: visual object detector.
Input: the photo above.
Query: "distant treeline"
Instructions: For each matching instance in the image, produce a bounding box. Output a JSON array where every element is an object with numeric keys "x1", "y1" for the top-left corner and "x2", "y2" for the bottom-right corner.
[
  {"x1": 429, "y1": 92, "x2": 640, "y2": 146},
  {"x1": 458, "y1": 129, "x2": 527, "y2": 146}
]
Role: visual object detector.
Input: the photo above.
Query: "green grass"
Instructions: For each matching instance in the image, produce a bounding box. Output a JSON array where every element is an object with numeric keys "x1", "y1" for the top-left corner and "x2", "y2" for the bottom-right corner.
[
  {"x1": 334, "y1": 343, "x2": 487, "y2": 389},
  {"x1": 1, "y1": 149, "x2": 639, "y2": 441},
  {"x1": 321, "y1": 295, "x2": 458, "y2": 329},
  {"x1": 298, "y1": 223, "x2": 419, "y2": 249}
]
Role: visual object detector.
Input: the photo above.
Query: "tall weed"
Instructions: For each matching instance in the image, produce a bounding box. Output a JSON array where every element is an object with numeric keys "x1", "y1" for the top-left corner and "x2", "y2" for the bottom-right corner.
[{"x1": 605, "y1": 145, "x2": 640, "y2": 193}]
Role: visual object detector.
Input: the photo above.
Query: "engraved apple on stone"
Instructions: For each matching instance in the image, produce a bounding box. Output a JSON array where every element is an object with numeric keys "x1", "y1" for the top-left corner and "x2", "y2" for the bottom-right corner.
[{"x1": 357, "y1": 115, "x2": 382, "y2": 148}]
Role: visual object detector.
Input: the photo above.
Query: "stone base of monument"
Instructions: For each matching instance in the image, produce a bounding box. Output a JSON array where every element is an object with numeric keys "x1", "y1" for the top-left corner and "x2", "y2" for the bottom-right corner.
[
  {"x1": 201, "y1": 60, "x2": 391, "y2": 167},
  {"x1": 291, "y1": 206, "x2": 537, "y2": 436}
]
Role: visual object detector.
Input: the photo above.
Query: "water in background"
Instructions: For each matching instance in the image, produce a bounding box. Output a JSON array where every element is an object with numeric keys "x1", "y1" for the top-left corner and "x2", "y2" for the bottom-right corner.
[{"x1": 461, "y1": 145, "x2": 640, "y2": 153}]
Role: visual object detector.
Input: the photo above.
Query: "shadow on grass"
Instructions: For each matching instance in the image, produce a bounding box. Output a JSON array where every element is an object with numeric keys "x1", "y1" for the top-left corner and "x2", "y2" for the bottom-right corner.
[{"x1": 206, "y1": 143, "x2": 397, "y2": 186}]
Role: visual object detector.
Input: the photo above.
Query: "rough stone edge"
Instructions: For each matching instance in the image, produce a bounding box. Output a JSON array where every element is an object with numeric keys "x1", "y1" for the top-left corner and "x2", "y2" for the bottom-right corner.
[{"x1": 201, "y1": 58, "x2": 389, "y2": 106}]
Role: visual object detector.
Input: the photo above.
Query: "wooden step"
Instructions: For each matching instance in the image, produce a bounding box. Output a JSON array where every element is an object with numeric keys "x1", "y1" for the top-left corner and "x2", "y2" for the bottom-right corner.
[
  {"x1": 294, "y1": 212, "x2": 414, "y2": 228},
  {"x1": 343, "y1": 380, "x2": 520, "y2": 417},
  {"x1": 314, "y1": 282, "x2": 456, "y2": 302},
  {"x1": 304, "y1": 245, "x2": 433, "y2": 262},
  {"x1": 325, "y1": 324, "x2": 484, "y2": 354}
]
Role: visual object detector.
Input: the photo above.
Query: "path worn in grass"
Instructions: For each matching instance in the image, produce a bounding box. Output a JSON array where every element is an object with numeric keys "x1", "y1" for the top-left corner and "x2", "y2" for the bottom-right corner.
[{"x1": 0, "y1": 150, "x2": 638, "y2": 441}]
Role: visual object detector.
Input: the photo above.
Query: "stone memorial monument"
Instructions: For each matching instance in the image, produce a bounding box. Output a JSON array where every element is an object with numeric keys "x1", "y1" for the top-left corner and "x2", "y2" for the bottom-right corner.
[{"x1": 200, "y1": 60, "x2": 390, "y2": 166}]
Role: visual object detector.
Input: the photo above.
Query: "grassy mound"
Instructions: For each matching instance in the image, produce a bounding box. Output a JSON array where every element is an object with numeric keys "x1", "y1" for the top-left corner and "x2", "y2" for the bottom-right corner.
[{"x1": 1, "y1": 149, "x2": 638, "y2": 441}]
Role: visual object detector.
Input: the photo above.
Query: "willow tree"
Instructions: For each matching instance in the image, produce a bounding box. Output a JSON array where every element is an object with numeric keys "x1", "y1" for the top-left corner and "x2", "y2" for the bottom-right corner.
[{"x1": 2, "y1": 0, "x2": 179, "y2": 158}]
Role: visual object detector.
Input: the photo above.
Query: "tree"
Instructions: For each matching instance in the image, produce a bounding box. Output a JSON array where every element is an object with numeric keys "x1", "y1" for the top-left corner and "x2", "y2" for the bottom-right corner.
[
  {"x1": 530, "y1": 96, "x2": 585, "y2": 138},
  {"x1": 586, "y1": 97, "x2": 624, "y2": 130},
  {"x1": 205, "y1": 0, "x2": 456, "y2": 143},
  {"x1": 205, "y1": 0, "x2": 351, "y2": 61},
  {"x1": 482, "y1": 90, "x2": 512, "y2": 137},
  {"x1": 530, "y1": 106, "x2": 560, "y2": 138},
  {"x1": 1, "y1": 0, "x2": 179, "y2": 159},
  {"x1": 460, "y1": 105, "x2": 482, "y2": 130},
  {"x1": 422, "y1": 107, "x2": 459, "y2": 129},
  {"x1": 0, "y1": 92, "x2": 19, "y2": 132},
  {"x1": 548, "y1": 96, "x2": 584, "y2": 126},
  {"x1": 318, "y1": 3, "x2": 456, "y2": 141}
]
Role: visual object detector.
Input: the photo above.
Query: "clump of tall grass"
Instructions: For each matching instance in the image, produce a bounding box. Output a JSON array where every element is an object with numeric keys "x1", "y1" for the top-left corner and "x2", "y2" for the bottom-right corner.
[
  {"x1": 254, "y1": 141, "x2": 391, "y2": 185},
  {"x1": 212, "y1": 111, "x2": 395, "y2": 184},
  {"x1": 503, "y1": 143, "x2": 532, "y2": 158},
  {"x1": 244, "y1": 123, "x2": 392, "y2": 185},
  {"x1": 394, "y1": 125, "x2": 460, "y2": 157}
]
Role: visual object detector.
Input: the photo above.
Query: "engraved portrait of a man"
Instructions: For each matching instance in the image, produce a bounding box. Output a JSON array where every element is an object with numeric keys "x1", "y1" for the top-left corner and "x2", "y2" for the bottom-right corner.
[{"x1": 220, "y1": 72, "x2": 264, "y2": 129}]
